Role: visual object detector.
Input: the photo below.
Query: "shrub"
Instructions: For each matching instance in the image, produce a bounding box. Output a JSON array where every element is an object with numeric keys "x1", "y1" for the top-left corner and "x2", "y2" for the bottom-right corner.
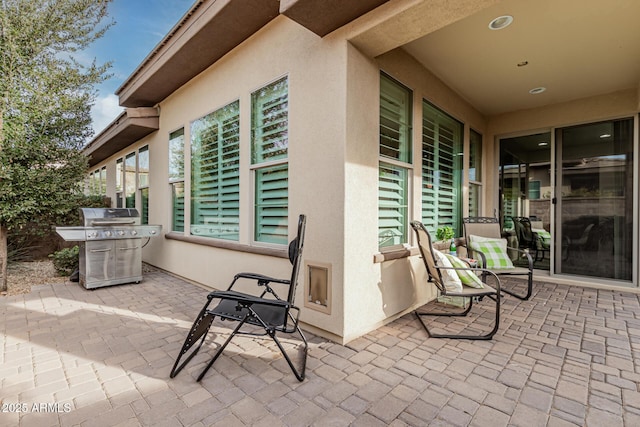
[{"x1": 50, "y1": 246, "x2": 79, "y2": 276}]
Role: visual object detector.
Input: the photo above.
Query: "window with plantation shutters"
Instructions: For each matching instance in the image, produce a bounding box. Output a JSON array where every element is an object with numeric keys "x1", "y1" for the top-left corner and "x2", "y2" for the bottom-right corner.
[
  {"x1": 116, "y1": 158, "x2": 124, "y2": 207},
  {"x1": 422, "y1": 101, "x2": 463, "y2": 236},
  {"x1": 252, "y1": 77, "x2": 288, "y2": 245},
  {"x1": 255, "y1": 164, "x2": 288, "y2": 244},
  {"x1": 169, "y1": 128, "x2": 185, "y2": 232},
  {"x1": 378, "y1": 163, "x2": 408, "y2": 247},
  {"x1": 469, "y1": 129, "x2": 483, "y2": 217},
  {"x1": 125, "y1": 152, "x2": 136, "y2": 208},
  {"x1": 191, "y1": 101, "x2": 240, "y2": 240},
  {"x1": 378, "y1": 73, "x2": 412, "y2": 248},
  {"x1": 138, "y1": 146, "x2": 149, "y2": 224}
]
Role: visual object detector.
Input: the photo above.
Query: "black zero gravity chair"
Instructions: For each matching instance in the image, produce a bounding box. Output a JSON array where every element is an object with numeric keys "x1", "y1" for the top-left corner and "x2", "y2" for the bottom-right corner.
[{"x1": 170, "y1": 214, "x2": 308, "y2": 382}]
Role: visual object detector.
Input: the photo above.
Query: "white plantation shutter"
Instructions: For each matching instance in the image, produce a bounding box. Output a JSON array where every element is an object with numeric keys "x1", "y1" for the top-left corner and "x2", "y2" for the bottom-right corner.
[
  {"x1": 169, "y1": 128, "x2": 185, "y2": 232},
  {"x1": 172, "y1": 182, "x2": 185, "y2": 232},
  {"x1": 252, "y1": 77, "x2": 288, "y2": 245},
  {"x1": 380, "y1": 75, "x2": 411, "y2": 163},
  {"x1": 469, "y1": 129, "x2": 482, "y2": 216},
  {"x1": 255, "y1": 164, "x2": 288, "y2": 244},
  {"x1": 191, "y1": 101, "x2": 240, "y2": 240},
  {"x1": 252, "y1": 77, "x2": 288, "y2": 164},
  {"x1": 378, "y1": 74, "x2": 412, "y2": 248},
  {"x1": 378, "y1": 163, "x2": 408, "y2": 247},
  {"x1": 422, "y1": 102, "x2": 463, "y2": 236}
]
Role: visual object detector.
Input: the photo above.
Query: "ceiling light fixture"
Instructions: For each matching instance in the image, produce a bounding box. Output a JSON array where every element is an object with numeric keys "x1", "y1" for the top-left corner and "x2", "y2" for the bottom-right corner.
[
  {"x1": 600, "y1": 134, "x2": 611, "y2": 138},
  {"x1": 488, "y1": 15, "x2": 513, "y2": 30},
  {"x1": 538, "y1": 142, "x2": 548, "y2": 146},
  {"x1": 529, "y1": 87, "x2": 546, "y2": 95}
]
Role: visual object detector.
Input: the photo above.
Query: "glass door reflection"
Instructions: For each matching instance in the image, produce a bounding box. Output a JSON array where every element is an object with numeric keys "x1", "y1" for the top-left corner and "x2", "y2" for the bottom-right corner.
[{"x1": 555, "y1": 119, "x2": 634, "y2": 282}]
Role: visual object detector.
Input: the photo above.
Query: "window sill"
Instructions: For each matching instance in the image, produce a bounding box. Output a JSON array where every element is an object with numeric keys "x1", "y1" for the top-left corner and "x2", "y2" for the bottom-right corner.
[
  {"x1": 373, "y1": 246, "x2": 419, "y2": 263},
  {"x1": 165, "y1": 232, "x2": 288, "y2": 258}
]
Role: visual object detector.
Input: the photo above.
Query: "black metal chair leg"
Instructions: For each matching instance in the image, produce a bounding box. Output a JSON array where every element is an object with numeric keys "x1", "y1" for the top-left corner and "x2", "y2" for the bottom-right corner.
[
  {"x1": 415, "y1": 296, "x2": 500, "y2": 340},
  {"x1": 170, "y1": 306, "x2": 215, "y2": 378},
  {"x1": 483, "y1": 271, "x2": 532, "y2": 301},
  {"x1": 500, "y1": 274, "x2": 533, "y2": 300},
  {"x1": 269, "y1": 324, "x2": 308, "y2": 382},
  {"x1": 196, "y1": 313, "x2": 250, "y2": 382}
]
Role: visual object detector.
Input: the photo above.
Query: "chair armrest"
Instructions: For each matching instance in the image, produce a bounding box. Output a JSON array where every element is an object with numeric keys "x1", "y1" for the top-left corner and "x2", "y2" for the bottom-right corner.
[
  {"x1": 233, "y1": 272, "x2": 291, "y2": 285},
  {"x1": 463, "y1": 245, "x2": 487, "y2": 268},
  {"x1": 435, "y1": 265, "x2": 501, "y2": 293},
  {"x1": 505, "y1": 246, "x2": 534, "y2": 270},
  {"x1": 208, "y1": 290, "x2": 290, "y2": 308}
]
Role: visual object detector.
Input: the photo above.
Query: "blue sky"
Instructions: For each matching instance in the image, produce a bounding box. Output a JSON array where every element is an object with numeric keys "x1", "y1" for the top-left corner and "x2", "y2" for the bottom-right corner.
[{"x1": 88, "y1": 0, "x2": 194, "y2": 135}]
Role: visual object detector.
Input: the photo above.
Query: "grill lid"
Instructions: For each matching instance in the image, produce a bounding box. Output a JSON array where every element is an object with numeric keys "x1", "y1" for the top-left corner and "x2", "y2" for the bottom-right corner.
[
  {"x1": 80, "y1": 208, "x2": 140, "y2": 226},
  {"x1": 56, "y1": 207, "x2": 161, "y2": 241}
]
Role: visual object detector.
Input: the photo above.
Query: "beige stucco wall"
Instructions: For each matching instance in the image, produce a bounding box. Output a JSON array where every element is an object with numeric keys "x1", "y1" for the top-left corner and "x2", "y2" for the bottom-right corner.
[
  {"x1": 88, "y1": 4, "x2": 640, "y2": 343},
  {"x1": 335, "y1": 44, "x2": 492, "y2": 341},
  {"x1": 144, "y1": 16, "x2": 353, "y2": 339},
  {"x1": 90, "y1": 17, "x2": 351, "y2": 340}
]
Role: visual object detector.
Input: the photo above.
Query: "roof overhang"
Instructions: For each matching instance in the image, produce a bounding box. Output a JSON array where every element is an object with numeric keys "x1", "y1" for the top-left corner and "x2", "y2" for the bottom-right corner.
[
  {"x1": 84, "y1": 108, "x2": 159, "y2": 167},
  {"x1": 116, "y1": 0, "x2": 281, "y2": 107},
  {"x1": 279, "y1": 0, "x2": 391, "y2": 37}
]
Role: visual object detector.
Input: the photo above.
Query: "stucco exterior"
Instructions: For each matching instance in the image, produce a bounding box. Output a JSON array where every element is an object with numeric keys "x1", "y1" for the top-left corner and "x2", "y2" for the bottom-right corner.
[{"x1": 85, "y1": 0, "x2": 640, "y2": 343}]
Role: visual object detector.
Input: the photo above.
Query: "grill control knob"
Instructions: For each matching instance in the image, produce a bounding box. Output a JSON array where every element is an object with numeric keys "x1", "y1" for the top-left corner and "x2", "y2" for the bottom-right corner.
[
  {"x1": 150, "y1": 230, "x2": 156, "y2": 235},
  {"x1": 118, "y1": 230, "x2": 125, "y2": 236},
  {"x1": 131, "y1": 230, "x2": 138, "y2": 236},
  {"x1": 105, "y1": 231, "x2": 112, "y2": 237},
  {"x1": 88, "y1": 232, "x2": 97, "y2": 238}
]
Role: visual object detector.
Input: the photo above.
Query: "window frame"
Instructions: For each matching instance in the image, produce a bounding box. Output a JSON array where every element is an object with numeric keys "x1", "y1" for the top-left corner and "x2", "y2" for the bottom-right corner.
[
  {"x1": 169, "y1": 128, "x2": 186, "y2": 232},
  {"x1": 421, "y1": 100, "x2": 464, "y2": 237},
  {"x1": 190, "y1": 100, "x2": 241, "y2": 241},
  {"x1": 378, "y1": 73, "x2": 413, "y2": 250},
  {"x1": 250, "y1": 75, "x2": 289, "y2": 247},
  {"x1": 468, "y1": 129, "x2": 483, "y2": 217},
  {"x1": 138, "y1": 145, "x2": 150, "y2": 224}
]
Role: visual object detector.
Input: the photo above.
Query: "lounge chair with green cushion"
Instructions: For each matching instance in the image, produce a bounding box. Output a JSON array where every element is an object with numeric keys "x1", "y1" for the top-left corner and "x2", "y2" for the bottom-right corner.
[
  {"x1": 463, "y1": 216, "x2": 534, "y2": 300},
  {"x1": 410, "y1": 221, "x2": 501, "y2": 340}
]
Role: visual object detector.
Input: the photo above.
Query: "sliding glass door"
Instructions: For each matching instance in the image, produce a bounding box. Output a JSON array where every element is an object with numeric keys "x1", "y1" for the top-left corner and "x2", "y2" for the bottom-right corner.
[
  {"x1": 555, "y1": 119, "x2": 634, "y2": 282},
  {"x1": 499, "y1": 133, "x2": 552, "y2": 270}
]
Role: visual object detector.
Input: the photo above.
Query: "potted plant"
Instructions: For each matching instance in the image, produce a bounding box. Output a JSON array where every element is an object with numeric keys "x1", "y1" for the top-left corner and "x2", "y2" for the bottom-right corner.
[
  {"x1": 435, "y1": 226, "x2": 454, "y2": 243},
  {"x1": 435, "y1": 226, "x2": 456, "y2": 254}
]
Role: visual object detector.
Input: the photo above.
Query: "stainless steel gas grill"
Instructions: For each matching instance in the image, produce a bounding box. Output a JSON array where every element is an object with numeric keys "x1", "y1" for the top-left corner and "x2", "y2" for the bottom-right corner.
[{"x1": 56, "y1": 208, "x2": 162, "y2": 289}]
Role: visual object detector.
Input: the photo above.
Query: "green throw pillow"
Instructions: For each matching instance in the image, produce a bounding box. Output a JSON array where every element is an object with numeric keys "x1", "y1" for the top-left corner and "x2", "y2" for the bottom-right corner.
[
  {"x1": 468, "y1": 236, "x2": 514, "y2": 270},
  {"x1": 445, "y1": 254, "x2": 484, "y2": 288}
]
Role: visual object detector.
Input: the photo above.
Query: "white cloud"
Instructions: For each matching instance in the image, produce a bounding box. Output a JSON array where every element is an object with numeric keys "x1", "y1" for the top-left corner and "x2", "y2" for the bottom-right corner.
[{"x1": 91, "y1": 93, "x2": 123, "y2": 137}]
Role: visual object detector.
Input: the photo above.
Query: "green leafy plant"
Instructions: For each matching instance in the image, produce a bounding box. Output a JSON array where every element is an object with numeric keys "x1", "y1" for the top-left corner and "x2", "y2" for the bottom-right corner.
[
  {"x1": 435, "y1": 226, "x2": 454, "y2": 242},
  {"x1": 49, "y1": 246, "x2": 79, "y2": 276}
]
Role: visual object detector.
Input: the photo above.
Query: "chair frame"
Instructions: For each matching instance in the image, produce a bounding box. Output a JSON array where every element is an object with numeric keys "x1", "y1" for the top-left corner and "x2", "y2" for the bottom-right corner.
[
  {"x1": 511, "y1": 216, "x2": 545, "y2": 262},
  {"x1": 410, "y1": 221, "x2": 501, "y2": 340},
  {"x1": 170, "y1": 215, "x2": 308, "y2": 382},
  {"x1": 463, "y1": 216, "x2": 534, "y2": 300}
]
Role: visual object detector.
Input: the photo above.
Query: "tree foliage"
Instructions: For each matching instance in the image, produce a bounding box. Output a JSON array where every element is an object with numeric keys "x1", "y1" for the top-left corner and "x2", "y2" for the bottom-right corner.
[{"x1": 0, "y1": 0, "x2": 113, "y2": 290}]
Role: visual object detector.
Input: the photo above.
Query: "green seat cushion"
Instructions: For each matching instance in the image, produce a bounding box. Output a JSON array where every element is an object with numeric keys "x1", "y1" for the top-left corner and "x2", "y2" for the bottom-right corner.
[{"x1": 445, "y1": 254, "x2": 484, "y2": 288}]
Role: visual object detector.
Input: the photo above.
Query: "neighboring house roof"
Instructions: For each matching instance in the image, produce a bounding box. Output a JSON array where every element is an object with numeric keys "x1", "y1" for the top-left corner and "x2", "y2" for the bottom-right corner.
[{"x1": 88, "y1": 0, "x2": 389, "y2": 164}]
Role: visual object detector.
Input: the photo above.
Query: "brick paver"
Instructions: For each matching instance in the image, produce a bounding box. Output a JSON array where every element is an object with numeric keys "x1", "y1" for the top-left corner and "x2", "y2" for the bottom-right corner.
[{"x1": 1, "y1": 269, "x2": 639, "y2": 426}]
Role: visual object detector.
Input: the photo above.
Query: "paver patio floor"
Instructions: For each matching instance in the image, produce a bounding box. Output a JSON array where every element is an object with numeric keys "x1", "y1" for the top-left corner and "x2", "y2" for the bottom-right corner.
[{"x1": 1, "y1": 268, "x2": 639, "y2": 426}]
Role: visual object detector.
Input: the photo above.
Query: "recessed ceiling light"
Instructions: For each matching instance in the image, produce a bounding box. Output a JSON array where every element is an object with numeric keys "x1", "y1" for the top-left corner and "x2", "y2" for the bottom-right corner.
[
  {"x1": 488, "y1": 15, "x2": 513, "y2": 30},
  {"x1": 529, "y1": 87, "x2": 546, "y2": 95},
  {"x1": 600, "y1": 134, "x2": 611, "y2": 138}
]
